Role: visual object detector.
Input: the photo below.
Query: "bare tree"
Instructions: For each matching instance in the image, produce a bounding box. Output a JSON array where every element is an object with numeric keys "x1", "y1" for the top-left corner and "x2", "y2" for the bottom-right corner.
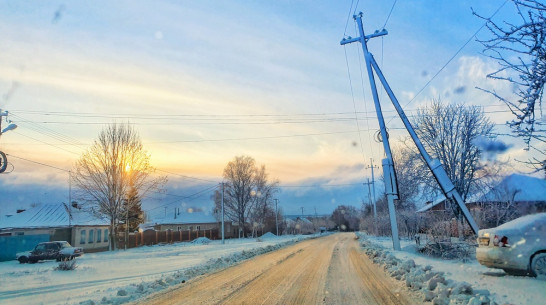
[
  {"x1": 72, "y1": 123, "x2": 165, "y2": 250},
  {"x1": 412, "y1": 99, "x2": 495, "y2": 201},
  {"x1": 407, "y1": 100, "x2": 497, "y2": 238},
  {"x1": 475, "y1": 0, "x2": 545, "y2": 174},
  {"x1": 248, "y1": 165, "x2": 278, "y2": 237},
  {"x1": 213, "y1": 155, "x2": 279, "y2": 238},
  {"x1": 391, "y1": 145, "x2": 422, "y2": 210},
  {"x1": 331, "y1": 205, "x2": 360, "y2": 231}
]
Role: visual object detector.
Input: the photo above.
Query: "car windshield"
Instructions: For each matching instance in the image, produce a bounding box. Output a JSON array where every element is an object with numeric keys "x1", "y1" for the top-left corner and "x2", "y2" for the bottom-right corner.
[{"x1": 0, "y1": 1, "x2": 545, "y2": 305}]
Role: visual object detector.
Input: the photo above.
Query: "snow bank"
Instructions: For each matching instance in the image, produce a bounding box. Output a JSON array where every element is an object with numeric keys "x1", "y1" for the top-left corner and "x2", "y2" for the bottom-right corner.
[
  {"x1": 368, "y1": 235, "x2": 545, "y2": 305},
  {"x1": 191, "y1": 237, "x2": 211, "y2": 244},
  {"x1": 356, "y1": 233, "x2": 496, "y2": 305},
  {"x1": 259, "y1": 232, "x2": 278, "y2": 239}
]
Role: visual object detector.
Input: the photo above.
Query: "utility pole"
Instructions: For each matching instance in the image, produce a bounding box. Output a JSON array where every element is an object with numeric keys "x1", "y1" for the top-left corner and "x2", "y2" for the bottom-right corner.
[
  {"x1": 125, "y1": 201, "x2": 129, "y2": 250},
  {"x1": 340, "y1": 12, "x2": 479, "y2": 243},
  {"x1": 366, "y1": 158, "x2": 378, "y2": 219},
  {"x1": 363, "y1": 179, "x2": 373, "y2": 207},
  {"x1": 221, "y1": 182, "x2": 225, "y2": 244},
  {"x1": 300, "y1": 207, "x2": 304, "y2": 217},
  {"x1": 68, "y1": 170, "x2": 72, "y2": 227},
  {"x1": 363, "y1": 178, "x2": 377, "y2": 235},
  {"x1": 274, "y1": 198, "x2": 279, "y2": 236}
]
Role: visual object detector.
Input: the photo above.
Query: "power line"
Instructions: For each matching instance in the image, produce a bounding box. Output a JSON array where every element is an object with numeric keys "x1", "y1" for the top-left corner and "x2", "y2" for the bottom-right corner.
[
  {"x1": 6, "y1": 153, "x2": 69, "y2": 172},
  {"x1": 354, "y1": 21, "x2": 376, "y2": 159},
  {"x1": 343, "y1": 0, "x2": 355, "y2": 37},
  {"x1": 144, "y1": 184, "x2": 218, "y2": 213},
  {"x1": 10, "y1": 113, "x2": 85, "y2": 146},
  {"x1": 155, "y1": 168, "x2": 219, "y2": 183},
  {"x1": 382, "y1": 0, "x2": 397, "y2": 29},
  {"x1": 389, "y1": 0, "x2": 509, "y2": 122},
  {"x1": 13, "y1": 131, "x2": 80, "y2": 155},
  {"x1": 9, "y1": 105, "x2": 510, "y2": 119},
  {"x1": 149, "y1": 130, "x2": 359, "y2": 144},
  {"x1": 279, "y1": 183, "x2": 364, "y2": 188},
  {"x1": 343, "y1": 45, "x2": 368, "y2": 163}
]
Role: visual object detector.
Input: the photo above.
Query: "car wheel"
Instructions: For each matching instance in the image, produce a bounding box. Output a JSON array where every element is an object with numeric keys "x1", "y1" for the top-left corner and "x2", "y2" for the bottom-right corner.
[
  {"x1": 531, "y1": 253, "x2": 546, "y2": 279},
  {"x1": 18, "y1": 256, "x2": 28, "y2": 264}
]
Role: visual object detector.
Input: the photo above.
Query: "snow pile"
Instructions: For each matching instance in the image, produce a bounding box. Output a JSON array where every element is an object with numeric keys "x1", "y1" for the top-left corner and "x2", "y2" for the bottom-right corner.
[
  {"x1": 259, "y1": 232, "x2": 278, "y2": 239},
  {"x1": 356, "y1": 233, "x2": 496, "y2": 305},
  {"x1": 191, "y1": 237, "x2": 211, "y2": 244}
]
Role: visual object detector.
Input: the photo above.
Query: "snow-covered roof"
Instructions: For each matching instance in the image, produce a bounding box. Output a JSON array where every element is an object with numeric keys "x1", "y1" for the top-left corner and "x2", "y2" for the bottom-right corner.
[
  {"x1": 0, "y1": 203, "x2": 109, "y2": 230},
  {"x1": 300, "y1": 217, "x2": 312, "y2": 224},
  {"x1": 416, "y1": 195, "x2": 447, "y2": 213},
  {"x1": 150, "y1": 211, "x2": 217, "y2": 225},
  {"x1": 416, "y1": 174, "x2": 545, "y2": 212},
  {"x1": 474, "y1": 174, "x2": 546, "y2": 203}
]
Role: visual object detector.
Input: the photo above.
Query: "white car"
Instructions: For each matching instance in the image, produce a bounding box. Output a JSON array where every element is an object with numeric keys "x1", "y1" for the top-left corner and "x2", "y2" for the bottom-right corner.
[{"x1": 476, "y1": 213, "x2": 546, "y2": 278}]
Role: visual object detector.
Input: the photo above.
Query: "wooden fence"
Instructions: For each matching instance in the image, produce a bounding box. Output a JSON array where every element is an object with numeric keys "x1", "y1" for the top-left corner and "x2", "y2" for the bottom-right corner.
[{"x1": 117, "y1": 229, "x2": 220, "y2": 249}]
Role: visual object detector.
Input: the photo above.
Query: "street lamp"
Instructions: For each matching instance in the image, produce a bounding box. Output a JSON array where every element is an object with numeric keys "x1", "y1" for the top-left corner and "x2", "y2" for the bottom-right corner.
[{"x1": 1, "y1": 123, "x2": 17, "y2": 134}]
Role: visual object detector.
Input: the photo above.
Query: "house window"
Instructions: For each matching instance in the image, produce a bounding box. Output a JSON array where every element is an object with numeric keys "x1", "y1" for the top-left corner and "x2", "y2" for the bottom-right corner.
[
  {"x1": 97, "y1": 229, "x2": 102, "y2": 243},
  {"x1": 89, "y1": 229, "x2": 94, "y2": 243},
  {"x1": 177, "y1": 226, "x2": 182, "y2": 231},
  {"x1": 196, "y1": 225, "x2": 201, "y2": 231},
  {"x1": 104, "y1": 229, "x2": 109, "y2": 242},
  {"x1": 189, "y1": 226, "x2": 193, "y2": 231},
  {"x1": 80, "y1": 230, "x2": 86, "y2": 244}
]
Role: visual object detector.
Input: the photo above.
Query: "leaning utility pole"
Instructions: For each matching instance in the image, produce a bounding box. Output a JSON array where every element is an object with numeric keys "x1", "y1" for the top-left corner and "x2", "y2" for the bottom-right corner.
[
  {"x1": 341, "y1": 12, "x2": 400, "y2": 250},
  {"x1": 340, "y1": 13, "x2": 479, "y2": 245}
]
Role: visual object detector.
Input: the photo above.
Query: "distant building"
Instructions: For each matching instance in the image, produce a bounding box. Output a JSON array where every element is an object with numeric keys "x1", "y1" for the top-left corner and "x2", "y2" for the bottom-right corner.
[
  {"x1": 142, "y1": 210, "x2": 234, "y2": 238},
  {"x1": 0, "y1": 203, "x2": 110, "y2": 261}
]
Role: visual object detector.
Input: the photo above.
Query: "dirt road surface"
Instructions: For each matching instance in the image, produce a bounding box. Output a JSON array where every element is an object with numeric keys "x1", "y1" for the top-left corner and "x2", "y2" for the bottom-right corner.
[{"x1": 139, "y1": 233, "x2": 419, "y2": 305}]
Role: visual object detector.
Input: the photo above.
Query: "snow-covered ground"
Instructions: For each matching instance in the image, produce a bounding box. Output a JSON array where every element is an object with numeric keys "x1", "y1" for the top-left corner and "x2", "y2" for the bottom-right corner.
[
  {"x1": 0, "y1": 234, "x2": 316, "y2": 305},
  {"x1": 367, "y1": 235, "x2": 545, "y2": 305}
]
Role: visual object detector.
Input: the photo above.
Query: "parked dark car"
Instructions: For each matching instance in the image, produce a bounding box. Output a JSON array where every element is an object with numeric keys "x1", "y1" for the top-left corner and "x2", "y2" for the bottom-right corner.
[{"x1": 16, "y1": 241, "x2": 83, "y2": 264}]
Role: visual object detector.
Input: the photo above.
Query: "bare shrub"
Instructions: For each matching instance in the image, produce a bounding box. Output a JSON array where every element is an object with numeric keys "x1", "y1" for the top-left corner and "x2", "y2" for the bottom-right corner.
[{"x1": 55, "y1": 259, "x2": 77, "y2": 271}]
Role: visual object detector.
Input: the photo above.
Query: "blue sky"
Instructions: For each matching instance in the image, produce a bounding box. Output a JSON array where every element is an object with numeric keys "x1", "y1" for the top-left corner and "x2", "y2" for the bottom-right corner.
[{"x1": 0, "y1": 0, "x2": 541, "y2": 216}]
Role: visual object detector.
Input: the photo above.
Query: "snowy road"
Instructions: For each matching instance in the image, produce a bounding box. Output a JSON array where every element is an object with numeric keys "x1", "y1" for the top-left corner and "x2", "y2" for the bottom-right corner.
[{"x1": 138, "y1": 233, "x2": 419, "y2": 305}]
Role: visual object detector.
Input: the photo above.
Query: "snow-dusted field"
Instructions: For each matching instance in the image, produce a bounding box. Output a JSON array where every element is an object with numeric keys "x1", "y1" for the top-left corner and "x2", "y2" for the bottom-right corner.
[
  {"x1": 0, "y1": 234, "x2": 314, "y2": 305},
  {"x1": 368, "y1": 236, "x2": 546, "y2": 305}
]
